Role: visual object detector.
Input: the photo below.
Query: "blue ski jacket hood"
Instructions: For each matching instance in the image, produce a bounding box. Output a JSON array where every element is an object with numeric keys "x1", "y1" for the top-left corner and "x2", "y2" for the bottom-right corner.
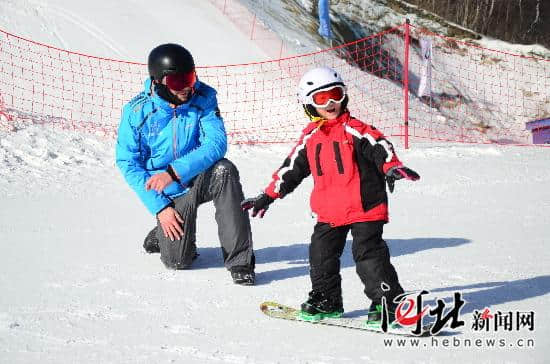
[{"x1": 116, "y1": 77, "x2": 227, "y2": 215}]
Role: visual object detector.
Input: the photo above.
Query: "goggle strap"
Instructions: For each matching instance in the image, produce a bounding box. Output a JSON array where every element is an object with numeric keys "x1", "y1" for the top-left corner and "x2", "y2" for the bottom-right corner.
[{"x1": 305, "y1": 82, "x2": 345, "y2": 97}]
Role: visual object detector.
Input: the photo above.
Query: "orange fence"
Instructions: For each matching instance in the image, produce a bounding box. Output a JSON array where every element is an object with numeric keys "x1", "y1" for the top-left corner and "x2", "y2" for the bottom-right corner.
[{"x1": 0, "y1": 20, "x2": 549, "y2": 146}]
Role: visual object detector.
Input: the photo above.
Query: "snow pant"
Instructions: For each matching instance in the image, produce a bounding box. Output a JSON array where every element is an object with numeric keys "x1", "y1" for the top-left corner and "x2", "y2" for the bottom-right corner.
[
  {"x1": 154, "y1": 158, "x2": 254, "y2": 271},
  {"x1": 309, "y1": 220, "x2": 404, "y2": 304}
]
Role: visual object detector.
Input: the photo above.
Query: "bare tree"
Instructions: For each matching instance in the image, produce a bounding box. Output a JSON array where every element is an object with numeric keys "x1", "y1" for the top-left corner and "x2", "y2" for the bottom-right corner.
[
  {"x1": 463, "y1": 0, "x2": 470, "y2": 27},
  {"x1": 483, "y1": 0, "x2": 496, "y2": 34},
  {"x1": 395, "y1": 0, "x2": 547, "y2": 47},
  {"x1": 505, "y1": 1, "x2": 511, "y2": 39},
  {"x1": 525, "y1": 0, "x2": 541, "y2": 39},
  {"x1": 446, "y1": 0, "x2": 452, "y2": 19},
  {"x1": 519, "y1": 0, "x2": 523, "y2": 34},
  {"x1": 471, "y1": 0, "x2": 482, "y2": 32}
]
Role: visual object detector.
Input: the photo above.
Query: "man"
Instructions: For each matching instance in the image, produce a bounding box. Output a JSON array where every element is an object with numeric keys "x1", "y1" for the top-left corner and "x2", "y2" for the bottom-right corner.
[{"x1": 116, "y1": 43, "x2": 255, "y2": 285}]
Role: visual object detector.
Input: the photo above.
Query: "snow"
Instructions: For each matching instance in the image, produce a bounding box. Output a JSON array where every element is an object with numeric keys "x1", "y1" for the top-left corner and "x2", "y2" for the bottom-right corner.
[
  {"x1": 1, "y1": 1, "x2": 549, "y2": 364},
  {"x1": 234, "y1": 0, "x2": 550, "y2": 147},
  {"x1": 0, "y1": 0, "x2": 266, "y2": 65}
]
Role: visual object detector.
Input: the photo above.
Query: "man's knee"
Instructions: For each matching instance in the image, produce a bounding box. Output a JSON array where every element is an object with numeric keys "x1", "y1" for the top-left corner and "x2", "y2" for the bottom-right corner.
[{"x1": 212, "y1": 158, "x2": 239, "y2": 179}]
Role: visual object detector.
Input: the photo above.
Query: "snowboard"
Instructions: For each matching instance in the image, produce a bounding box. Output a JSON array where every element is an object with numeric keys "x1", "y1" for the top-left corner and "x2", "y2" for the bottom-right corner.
[{"x1": 260, "y1": 301, "x2": 436, "y2": 336}]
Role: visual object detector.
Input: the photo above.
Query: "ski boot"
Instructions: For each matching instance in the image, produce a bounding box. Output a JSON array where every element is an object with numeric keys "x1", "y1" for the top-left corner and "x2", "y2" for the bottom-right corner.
[
  {"x1": 143, "y1": 228, "x2": 160, "y2": 253},
  {"x1": 365, "y1": 301, "x2": 399, "y2": 329},
  {"x1": 299, "y1": 291, "x2": 344, "y2": 321},
  {"x1": 230, "y1": 266, "x2": 255, "y2": 286}
]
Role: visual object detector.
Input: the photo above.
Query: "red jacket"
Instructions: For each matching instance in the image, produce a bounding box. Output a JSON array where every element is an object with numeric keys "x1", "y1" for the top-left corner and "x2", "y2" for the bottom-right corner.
[{"x1": 264, "y1": 112, "x2": 402, "y2": 227}]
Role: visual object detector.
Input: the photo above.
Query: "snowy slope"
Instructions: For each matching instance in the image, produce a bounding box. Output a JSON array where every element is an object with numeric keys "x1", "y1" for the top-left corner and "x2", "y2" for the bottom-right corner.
[
  {"x1": 1, "y1": 1, "x2": 549, "y2": 364},
  {"x1": 239, "y1": 0, "x2": 550, "y2": 144},
  {"x1": 0, "y1": 0, "x2": 267, "y2": 65}
]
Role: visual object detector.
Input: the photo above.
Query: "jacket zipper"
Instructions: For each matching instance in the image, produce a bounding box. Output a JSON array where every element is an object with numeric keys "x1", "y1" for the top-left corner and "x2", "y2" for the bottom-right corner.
[
  {"x1": 315, "y1": 143, "x2": 323, "y2": 176},
  {"x1": 172, "y1": 109, "x2": 178, "y2": 160},
  {"x1": 333, "y1": 141, "x2": 345, "y2": 174}
]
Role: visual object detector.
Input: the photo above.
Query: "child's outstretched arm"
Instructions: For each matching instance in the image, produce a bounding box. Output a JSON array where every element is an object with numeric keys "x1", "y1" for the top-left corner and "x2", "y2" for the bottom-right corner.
[
  {"x1": 346, "y1": 122, "x2": 419, "y2": 193},
  {"x1": 367, "y1": 135, "x2": 420, "y2": 193},
  {"x1": 264, "y1": 143, "x2": 311, "y2": 199},
  {"x1": 242, "y1": 129, "x2": 313, "y2": 218}
]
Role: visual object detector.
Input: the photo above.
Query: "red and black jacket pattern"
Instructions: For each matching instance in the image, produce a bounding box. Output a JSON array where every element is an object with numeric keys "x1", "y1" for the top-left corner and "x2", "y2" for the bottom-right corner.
[{"x1": 264, "y1": 112, "x2": 402, "y2": 227}]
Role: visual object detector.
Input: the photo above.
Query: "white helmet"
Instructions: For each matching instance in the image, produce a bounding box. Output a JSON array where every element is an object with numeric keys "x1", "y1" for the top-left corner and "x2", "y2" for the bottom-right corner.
[{"x1": 297, "y1": 66, "x2": 346, "y2": 105}]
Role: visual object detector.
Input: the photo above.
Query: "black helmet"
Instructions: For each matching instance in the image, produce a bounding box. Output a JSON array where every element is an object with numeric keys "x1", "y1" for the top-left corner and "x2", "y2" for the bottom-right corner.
[{"x1": 147, "y1": 43, "x2": 195, "y2": 81}]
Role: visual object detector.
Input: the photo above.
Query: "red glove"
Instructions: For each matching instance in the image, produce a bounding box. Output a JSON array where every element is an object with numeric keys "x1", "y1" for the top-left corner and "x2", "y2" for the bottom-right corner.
[{"x1": 386, "y1": 166, "x2": 420, "y2": 193}]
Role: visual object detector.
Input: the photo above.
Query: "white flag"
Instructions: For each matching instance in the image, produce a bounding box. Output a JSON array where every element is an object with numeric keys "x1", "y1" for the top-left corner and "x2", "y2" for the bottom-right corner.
[{"x1": 417, "y1": 38, "x2": 433, "y2": 97}]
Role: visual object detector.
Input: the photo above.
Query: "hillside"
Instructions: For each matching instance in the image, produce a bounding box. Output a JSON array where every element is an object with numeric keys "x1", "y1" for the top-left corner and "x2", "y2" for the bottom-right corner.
[
  {"x1": 236, "y1": 0, "x2": 550, "y2": 145},
  {"x1": 239, "y1": 0, "x2": 550, "y2": 57}
]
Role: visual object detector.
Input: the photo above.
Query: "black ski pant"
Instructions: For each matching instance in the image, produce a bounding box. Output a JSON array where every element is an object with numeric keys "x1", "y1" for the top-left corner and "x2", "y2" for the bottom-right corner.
[
  {"x1": 153, "y1": 158, "x2": 254, "y2": 271},
  {"x1": 309, "y1": 220, "x2": 404, "y2": 305}
]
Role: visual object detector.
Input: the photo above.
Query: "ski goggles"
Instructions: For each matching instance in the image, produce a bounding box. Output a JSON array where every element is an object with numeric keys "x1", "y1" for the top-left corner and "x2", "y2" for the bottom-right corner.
[
  {"x1": 164, "y1": 70, "x2": 197, "y2": 91},
  {"x1": 306, "y1": 84, "x2": 346, "y2": 108}
]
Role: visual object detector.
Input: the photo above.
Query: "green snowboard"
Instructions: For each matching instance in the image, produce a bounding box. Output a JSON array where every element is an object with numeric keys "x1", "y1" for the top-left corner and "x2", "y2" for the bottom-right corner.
[{"x1": 260, "y1": 301, "x2": 437, "y2": 336}]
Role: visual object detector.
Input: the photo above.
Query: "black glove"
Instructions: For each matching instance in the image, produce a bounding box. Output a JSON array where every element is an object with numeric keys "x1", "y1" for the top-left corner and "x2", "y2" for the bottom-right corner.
[
  {"x1": 241, "y1": 193, "x2": 274, "y2": 218},
  {"x1": 386, "y1": 166, "x2": 420, "y2": 193}
]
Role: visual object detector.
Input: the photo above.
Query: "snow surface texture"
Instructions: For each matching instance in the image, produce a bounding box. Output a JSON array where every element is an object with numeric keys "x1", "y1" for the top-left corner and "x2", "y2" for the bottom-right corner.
[{"x1": 1, "y1": 1, "x2": 549, "y2": 363}]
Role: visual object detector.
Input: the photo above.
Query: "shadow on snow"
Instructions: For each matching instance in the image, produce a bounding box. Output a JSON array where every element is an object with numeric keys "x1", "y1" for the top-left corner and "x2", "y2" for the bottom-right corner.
[
  {"x1": 429, "y1": 275, "x2": 550, "y2": 316},
  {"x1": 181, "y1": 240, "x2": 550, "y2": 327},
  {"x1": 254, "y1": 237, "x2": 470, "y2": 285}
]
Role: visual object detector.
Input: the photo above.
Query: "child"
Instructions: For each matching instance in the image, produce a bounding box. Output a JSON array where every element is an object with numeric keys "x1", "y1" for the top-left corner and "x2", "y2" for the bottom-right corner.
[{"x1": 241, "y1": 66, "x2": 420, "y2": 324}]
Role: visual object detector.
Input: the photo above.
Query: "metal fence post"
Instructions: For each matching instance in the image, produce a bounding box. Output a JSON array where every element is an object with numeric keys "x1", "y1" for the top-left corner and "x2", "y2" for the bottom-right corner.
[{"x1": 403, "y1": 19, "x2": 411, "y2": 149}]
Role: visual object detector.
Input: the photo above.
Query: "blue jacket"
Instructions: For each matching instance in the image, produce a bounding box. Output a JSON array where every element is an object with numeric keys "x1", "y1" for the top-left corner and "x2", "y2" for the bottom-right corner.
[{"x1": 116, "y1": 78, "x2": 227, "y2": 215}]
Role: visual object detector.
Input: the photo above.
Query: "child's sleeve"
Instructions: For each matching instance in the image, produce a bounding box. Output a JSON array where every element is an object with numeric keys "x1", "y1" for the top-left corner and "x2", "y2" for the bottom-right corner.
[
  {"x1": 346, "y1": 122, "x2": 402, "y2": 175},
  {"x1": 264, "y1": 131, "x2": 312, "y2": 199}
]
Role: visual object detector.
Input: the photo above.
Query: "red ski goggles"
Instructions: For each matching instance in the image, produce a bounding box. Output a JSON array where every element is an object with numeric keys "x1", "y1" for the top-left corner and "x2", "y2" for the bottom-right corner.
[
  {"x1": 164, "y1": 70, "x2": 197, "y2": 91},
  {"x1": 307, "y1": 85, "x2": 346, "y2": 108}
]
